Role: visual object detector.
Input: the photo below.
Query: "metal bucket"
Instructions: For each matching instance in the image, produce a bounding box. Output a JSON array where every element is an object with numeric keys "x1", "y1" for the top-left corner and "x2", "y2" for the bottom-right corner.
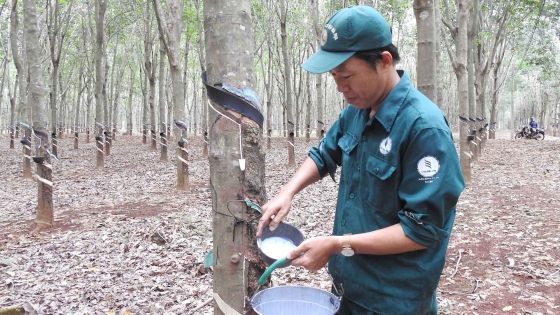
[{"x1": 252, "y1": 285, "x2": 341, "y2": 315}]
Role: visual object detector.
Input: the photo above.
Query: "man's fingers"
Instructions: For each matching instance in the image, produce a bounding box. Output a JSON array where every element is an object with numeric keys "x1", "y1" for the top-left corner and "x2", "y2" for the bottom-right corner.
[
  {"x1": 269, "y1": 213, "x2": 285, "y2": 231},
  {"x1": 287, "y1": 242, "x2": 307, "y2": 261},
  {"x1": 256, "y1": 216, "x2": 271, "y2": 237}
]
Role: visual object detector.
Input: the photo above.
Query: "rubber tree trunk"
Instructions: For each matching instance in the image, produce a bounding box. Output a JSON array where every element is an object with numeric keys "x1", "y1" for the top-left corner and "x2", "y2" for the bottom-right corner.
[
  {"x1": 158, "y1": 36, "x2": 167, "y2": 161},
  {"x1": 51, "y1": 133, "x2": 58, "y2": 157},
  {"x1": 279, "y1": 0, "x2": 295, "y2": 166},
  {"x1": 203, "y1": 0, "x2": 266, "y2": 313},
  {"x1": 311, "y1": 0, "x2": 324, "y2": 138},
  {"x1": 94, "y1": 0, "x2": 106, "y2": 168},
  {"x1": 22, "y1": 128, "x2": 32, "y2": 179},
  {"x1": 414, "y1": 0, "x2": 438, "y2": 102},
  {"x1": 177, "y1": 139, "x2": 189, "y2": 190},
  {"x1": 10, "y1": 0, "x2": 29, "y2": 129},
  {"x1": 456, "y1": 0, "x2": 472, "y2": 185},
  {"x1": 23, "y1": 0, "x2": 53, "y2": 229},
  {"x1": 152, "y1": 0, "x2": 187, "y2": 191},
  {"x1": 104, "y1": 130, "x2": 111, "y2": 156},
  {"x1": 126, "y1": 71, "x2": 134, "y2": 137}
]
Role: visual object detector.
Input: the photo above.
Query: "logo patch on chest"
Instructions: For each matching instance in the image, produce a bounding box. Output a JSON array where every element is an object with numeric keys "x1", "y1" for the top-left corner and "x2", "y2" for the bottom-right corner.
[
  {"x1": 417, "y1": 156, "x2": 440, "y2": 178},
  {"x1": 379, "y1": 137, "x2": 392, "y2": 155}
]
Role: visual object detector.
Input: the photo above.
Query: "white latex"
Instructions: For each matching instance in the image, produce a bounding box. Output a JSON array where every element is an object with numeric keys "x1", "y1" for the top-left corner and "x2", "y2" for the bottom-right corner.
[{"x1": 260, "y1": 237, "x2": 296, "y2": 260}]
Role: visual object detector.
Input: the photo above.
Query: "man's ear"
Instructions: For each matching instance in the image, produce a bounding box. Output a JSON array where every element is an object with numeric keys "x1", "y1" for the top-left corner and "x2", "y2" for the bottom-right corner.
[{"x1": 380, "y1": 51, "x2": 393, "y2": 70}]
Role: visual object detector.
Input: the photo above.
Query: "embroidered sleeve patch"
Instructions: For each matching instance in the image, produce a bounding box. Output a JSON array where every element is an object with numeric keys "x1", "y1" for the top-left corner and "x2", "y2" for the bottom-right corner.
[{"x1": 417, "y1": 156, "x2": 440, "y2": 178}]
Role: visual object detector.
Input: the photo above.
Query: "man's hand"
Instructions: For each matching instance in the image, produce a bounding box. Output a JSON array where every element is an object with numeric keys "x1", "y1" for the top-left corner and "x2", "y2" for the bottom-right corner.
[
  {"x1": 287, "y1": 236, "x2": 340, "y2": 271},
  {"x1": 256, "y1": 192, "x2": 294, "y2": 237},
  {"x1": 256, "y1": 157, "x2": 322, "y2": 237}
]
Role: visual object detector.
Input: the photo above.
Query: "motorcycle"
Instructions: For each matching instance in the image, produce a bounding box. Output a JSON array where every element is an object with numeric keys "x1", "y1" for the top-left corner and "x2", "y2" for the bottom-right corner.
[{"x1": 515, "y1": 125, "x2": 545, "y2": 140}]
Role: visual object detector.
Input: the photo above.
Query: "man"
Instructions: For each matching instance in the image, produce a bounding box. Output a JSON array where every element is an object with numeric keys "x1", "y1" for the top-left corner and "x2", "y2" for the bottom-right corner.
[
  {"x1": 529, "y1": 116, "x2": 538, "y2": 135},
  {"x1": 256, "y1": 6, "x2": 465, "y2": 315}
]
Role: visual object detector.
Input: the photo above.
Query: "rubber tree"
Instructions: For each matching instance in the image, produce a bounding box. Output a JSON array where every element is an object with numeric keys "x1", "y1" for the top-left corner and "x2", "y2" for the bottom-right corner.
[
  {"x1": 94, "y1": 0, "x2": 106, "y2": 168},
  {"x1": 46, "y1": 0, "x2": 72, "y2": 158},
  {"x1": 152, "y1": 0, "x2": 188, "y2": 191},
  {"x1": 253, "y1": 0, "x2": 275, "y2": 148},
  {"x1": 472, "y1": 1, "x2": 513, "y2": 146},
  {"x1": 310, "y1": 0, "x2": 325, "y2": 138},
  {"x1": 203, "y1": 0, "x2": 267, "y2": 313},
  {"x1": 142, "y1": 6, "x2": 157, "y2": 153},
  {"x1": 467, "y1": 3, "x2": 478, "y2": 162},
  {"x1": 193, "y1": 1, "x2": 208, "y2": 157},
  {"x1": 442, "y1": 0, "x2": 472, "y2": 185},
  {"x1": 279, "y1": 0, "x2": 295, "y2": 166},
  {"x1": 126, "y1": 66, "x2": 135, "y2": 136},
  {"x1": 10, "y1": 0, "x2": 32, "y2": 178},
  {"x1": 158, "y1": 36, "x2": 167, "y2": 161},
  {"x1": 414, "y1": 0, "x2": 437, "y2": 102},
  {"x1": 74, "y1": 28, "x2": 87, "y2": 149},
  {"x1": 23, "y1": 0, "x2": 53, "y2": 229}
]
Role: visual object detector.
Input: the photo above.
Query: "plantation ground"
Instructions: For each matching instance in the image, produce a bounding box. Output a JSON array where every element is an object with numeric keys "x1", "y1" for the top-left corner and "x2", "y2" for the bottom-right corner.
[{"x1": 0, "y1": 130, "x2": 559, "y2": 315}]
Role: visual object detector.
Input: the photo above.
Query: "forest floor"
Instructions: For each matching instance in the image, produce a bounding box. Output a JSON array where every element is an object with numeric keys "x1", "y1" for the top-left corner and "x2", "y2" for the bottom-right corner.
[{"x1": 0, "y1": 130, "x2": 559, "y2": 315}]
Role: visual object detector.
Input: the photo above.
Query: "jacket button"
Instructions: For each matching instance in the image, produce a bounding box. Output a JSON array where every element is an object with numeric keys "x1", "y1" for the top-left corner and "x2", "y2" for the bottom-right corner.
[
  {"x1": 341, "y1": 220, "x2": 346, "y2": 226},
  {"x1": 349, "y1": 193, "x2": 355, "y2": 199},
  {"x1": 375, "y1": 167, "x2": 380, "y2": 174},
  {"x1": 362, "y1": 135, "x2": 367, "y2": 141}
]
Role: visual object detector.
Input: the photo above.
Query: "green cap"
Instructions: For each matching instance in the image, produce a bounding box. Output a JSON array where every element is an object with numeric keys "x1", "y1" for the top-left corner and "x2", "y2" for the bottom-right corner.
[{"x1": 302, "y1": 6, "x2": 392, "y2": 74}]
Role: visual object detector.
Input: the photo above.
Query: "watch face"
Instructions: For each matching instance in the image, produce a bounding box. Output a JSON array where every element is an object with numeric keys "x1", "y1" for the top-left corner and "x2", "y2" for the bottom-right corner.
[{"x1": 341, "y1": 248, "x2": 354, "y2": 257}]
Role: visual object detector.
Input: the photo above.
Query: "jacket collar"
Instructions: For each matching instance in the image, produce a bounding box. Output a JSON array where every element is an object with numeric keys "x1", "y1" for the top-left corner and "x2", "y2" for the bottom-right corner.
[{"x1": 367, "y1": 70, "x2": 410, "y2": 132}]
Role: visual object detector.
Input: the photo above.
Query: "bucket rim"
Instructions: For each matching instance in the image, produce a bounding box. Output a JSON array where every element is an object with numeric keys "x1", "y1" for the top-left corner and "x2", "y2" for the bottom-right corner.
[{"x1": 251, "y1": 285, "x2": 342, "y2": 308}]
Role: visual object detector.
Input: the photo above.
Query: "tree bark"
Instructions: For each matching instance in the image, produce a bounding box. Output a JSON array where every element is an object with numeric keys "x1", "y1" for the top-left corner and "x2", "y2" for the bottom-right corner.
[
  {"x1": 140, "y1": 60, "x2": 148, "y2": 144},
  {"x1": 158, "y1": 36, "x2": 167, "y2": 161},
  {"x1": 47, "y1": 0, "x2": 71, "y2": 158},
  {"x1": 203, "y1": 0, "x2": 267, "y2": 313},
  {"x1": 10, "y1": 0, "x2": 28, "y2": 123},
  {"x1": 23, "y1": 0, "x2": 53, "y2": 229},
  {"x1": 94, "y1": 0, "x2": 106, "y2": 168},
  {"x1": 148, "y1": 48, "x2": 157, "y2": 152},
  {"x1": 74, "y1": 43, "x2": 84, "y2": 149},
  {"x1": 442, "y1": 0, "x2": 472, "y2": 185},
  {"x1": 414, "y1": 0, "x2": 437, "y2": 102},
  {"x1": 311, "y1": 0, "x2": 324, "y2": 138},
  {"x1": 127, "y1": 68, "x2": 134, "y2": 136},
  {"x1": 467, "y1": 6, "x2": 477, "y2": 162},
  {"x1": 280, "y1": 0, "x2": 295, "y2": 166},
  {"x1": 11, "y1": 0, "x2": 32, "y2": 177},
  {"x1": 152, "y1": 0, "x2": 188, "y2": 191}
]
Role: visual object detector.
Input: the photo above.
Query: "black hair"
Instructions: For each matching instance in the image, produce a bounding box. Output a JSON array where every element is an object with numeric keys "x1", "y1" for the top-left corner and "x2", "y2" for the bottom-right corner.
[{"x1": 352, "y1": 44, "x2": 401, "y2": 72}]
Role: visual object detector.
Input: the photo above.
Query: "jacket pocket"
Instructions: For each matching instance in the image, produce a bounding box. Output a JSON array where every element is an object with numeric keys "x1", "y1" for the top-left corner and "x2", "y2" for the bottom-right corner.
[
  {"x1": 338, "y1": 133, "x2": 358, "y2": 155},
  {"x1": 337, "y1": 133, "x2": 359, "y2": 183},
  {"x1": 364, "y1": 155, "x2": 398, "y2": 213}
]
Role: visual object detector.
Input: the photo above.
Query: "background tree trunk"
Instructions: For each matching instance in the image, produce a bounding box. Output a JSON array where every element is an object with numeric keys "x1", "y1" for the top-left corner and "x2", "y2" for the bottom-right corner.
[
  {"x1": 127, "y1": 68, "x2": 134, "y2": 136},
  {"x1": 158, "y1": 36, "x2": 167, "y2": 161},
  {"x1": 11, "y1": 0, "x2": 31, "y2": 178},
  {"x1": 311, "y1": 0, "x2": 324, "y2": 138},
  {"x1": 203, "y1": 0, "x2": 266, "y2": 313},
  {"x1": 279, "y1": 0, "x2": 295, "y2": 166},
  {"x1": 442, "y1": 0, "x2": 472, "y2": 185},
  {"x1": 414, "y1": 0, "x2": 437, "y2": 102},
  {"x1": 467, "y1": 5, "x2": 477, "y2": 162},
  {"x1": 47, "y1": 0, "x2": 71, "y2": 158},
  {"x1": 23, "y1": 0, "x2": 53, "y2": 229},
  {"x1": 94, "y1": 0, "x2": 106, "y2": 168},
  {"x1": 153, "y1": 0, "x2": 188, "y2": 191}
]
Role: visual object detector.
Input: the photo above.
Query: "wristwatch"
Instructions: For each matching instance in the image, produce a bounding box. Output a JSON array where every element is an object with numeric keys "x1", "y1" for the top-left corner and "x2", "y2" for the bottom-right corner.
[{"x1": 341, "y1": 233, "x2": 355, "y2": 257}]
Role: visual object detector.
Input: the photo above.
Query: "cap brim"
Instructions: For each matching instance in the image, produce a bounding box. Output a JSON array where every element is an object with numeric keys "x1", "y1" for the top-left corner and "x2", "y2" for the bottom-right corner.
[{"x1": 301, "y1": 49, "x2": 355, "y2": 74}]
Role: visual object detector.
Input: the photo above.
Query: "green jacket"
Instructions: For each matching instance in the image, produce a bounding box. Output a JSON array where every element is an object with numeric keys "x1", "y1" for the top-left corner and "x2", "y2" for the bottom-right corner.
[{"x1": 309, "y1": 71, "x2": 465, "y2": 315}]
